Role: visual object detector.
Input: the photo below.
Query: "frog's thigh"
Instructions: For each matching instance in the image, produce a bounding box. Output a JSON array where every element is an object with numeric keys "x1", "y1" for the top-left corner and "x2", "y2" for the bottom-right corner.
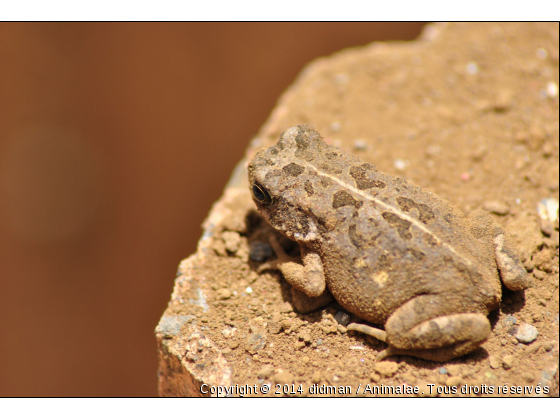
[
  {"x1": 278, "y1": 252, "x2": 326, "y2": 297},
  {"x1": 383, "y1": 295, "x2": 491, "y2": 362},
  {"x1": 467, "y1": 209, "x2": 528, "y2": 291}
]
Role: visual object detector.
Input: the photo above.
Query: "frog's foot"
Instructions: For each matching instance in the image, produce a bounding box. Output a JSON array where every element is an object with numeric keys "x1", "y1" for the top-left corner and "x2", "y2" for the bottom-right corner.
[
  {"x1": 259, "y1": 235, "x2": 326, "y2": 297},
  {"x1": 467, "y1": 209, "x2": 528, "y2": 291}
]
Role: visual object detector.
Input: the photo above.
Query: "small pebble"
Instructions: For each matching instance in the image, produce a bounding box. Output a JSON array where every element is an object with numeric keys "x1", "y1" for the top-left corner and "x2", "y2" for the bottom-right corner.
[
  {"x1": 537, "y1": 198, "x2": 559, "y2": 222},
  {"x1": 316, "y1": 339, "x2": 323, "y2": 346},
  {"x1": 515, "y1": 323, "x2": 539, "y2": 343},
  {"x1": 546, "y1": 81, "x2": 558, "y2": 98},
  {"x1": 298, "y1": 331, "x2": 312, "y2": 344},
  {"x1": 217, "y1": 289, "x2": 232, "y2": 300},
  {"x1": 502, "y1": 355, "x2": 515, "y2": 369},
  {"x1": 249, "y1": 242, "x2": 274, "y2": 262},
  {"x1": 483, "y1": 201, "x2": 510, "y2": 215},
  {"x1": 465, "y1": 62, "x2": 479, "y2": 75},
  {"x1": 438, "y1": 367, "x2": 448, "y2": 375},
  {"x1": 245, "y1": 332, "x2": 267, "y2": 354},
  {"x1": 489, "y1": 355, "x2": 502, "y2": 369},
  {"x1": 394, "y1": 159, "x2": 409, "y2": 171},
  {"x1": 245, "y1": 286, "x2": 253, "y2": 294},
  {"x1": 503, "y1": 315, "x2": 517, "y2": 333},
  {"x1": 540, "y1": 219, "x2": 554, "y2": 237},
  {"x1": 222, "y1": 231, "x2": 241, "y2": 253},
  {"x1": 353, "y1": 139, "x2": 368, "y2": 151},
  {"x1": 334, "y1": 310, "x2": 351, "y2": 326}
]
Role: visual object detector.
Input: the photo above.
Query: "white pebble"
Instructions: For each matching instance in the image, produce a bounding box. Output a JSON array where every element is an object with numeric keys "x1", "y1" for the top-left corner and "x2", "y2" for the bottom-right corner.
[
  {"x1": 353, "y1": 139, "x2": 367, "y2": 151},
  {"x1": 465, "y1": 62, "x2": 479, "y2": 75},
  {"x1": 537, "y1": 198, "x2": 559, "y2": 222},
  {"x1": 394, "y1": 159, "x2": 409, "y2": 171},
  {"x1": 546, "y1": 81, "x2": 558, "y2": 98},
  {"x1": 515, "y1": 323, "x2": 538, "y2": 344},
  {"x1": 245, "y1": 286, "x2": 253, "y2": 294}
]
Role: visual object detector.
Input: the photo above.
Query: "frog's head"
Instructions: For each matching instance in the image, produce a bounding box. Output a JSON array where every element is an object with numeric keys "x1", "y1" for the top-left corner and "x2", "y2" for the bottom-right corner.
[{"x1": 247, "y1": 125, "x2": 328, "y2": 243}]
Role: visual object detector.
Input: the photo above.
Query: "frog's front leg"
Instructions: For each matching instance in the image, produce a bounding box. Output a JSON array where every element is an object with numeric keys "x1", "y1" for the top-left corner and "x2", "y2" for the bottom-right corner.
[
  {"x1": 259, "y1": 235, "x2": 326, "y2": 297},
  {"x1": 468, "y1": 209, "x2": 528, "y2": 291}
]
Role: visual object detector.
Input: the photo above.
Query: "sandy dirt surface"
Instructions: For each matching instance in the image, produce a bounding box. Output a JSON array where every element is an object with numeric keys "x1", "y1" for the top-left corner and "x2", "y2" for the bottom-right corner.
[{"x1": 157, "y1": 22, "x2": 559, "y2": 397}]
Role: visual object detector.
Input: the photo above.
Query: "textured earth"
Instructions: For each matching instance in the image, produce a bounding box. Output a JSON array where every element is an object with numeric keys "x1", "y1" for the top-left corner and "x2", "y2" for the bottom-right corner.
[{"x1": 157, "y1": 22, "x2": 559, "y2": 397}]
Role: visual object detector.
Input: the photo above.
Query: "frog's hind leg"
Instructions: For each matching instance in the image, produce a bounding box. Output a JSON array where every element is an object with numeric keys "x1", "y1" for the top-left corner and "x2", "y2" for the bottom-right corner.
[
  {"x1": 467, "y1": 209, "x2": 528, "y2": 291},
  {"x1": 380, "y1": 295, "x2": 491, "y2": 362}
]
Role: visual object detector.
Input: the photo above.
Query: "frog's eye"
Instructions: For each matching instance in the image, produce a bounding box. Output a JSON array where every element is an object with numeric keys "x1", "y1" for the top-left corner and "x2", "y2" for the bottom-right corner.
[{"x1": 252, "y1": 183, "x2": 273, "y2": 205}]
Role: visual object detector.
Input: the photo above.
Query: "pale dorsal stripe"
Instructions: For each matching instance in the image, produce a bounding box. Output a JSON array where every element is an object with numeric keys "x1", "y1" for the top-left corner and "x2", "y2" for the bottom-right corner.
[{"x1": 305, "y1": 162, "x2": 471, "y2": 266}]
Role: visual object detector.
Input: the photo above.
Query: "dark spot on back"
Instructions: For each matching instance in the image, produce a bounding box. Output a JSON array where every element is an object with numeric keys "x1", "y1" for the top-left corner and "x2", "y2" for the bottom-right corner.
[
  {"x1": 382, "y1": 212, "x2": 412, "y2": 239},
  {"x1": 282, "y1": 163, "x2": 305, "y2": 177},
  {"x1": 349, "y1": 163, "x2": 384, "y2": 190},
  {"x1": 304, "y1": 180, "x2": 314, "y2": 196},
  {"x1": 348, "y1": 224, "x2": 380, "y2": 249},
  {"x1": 408, "y1": 248, "x2": 426, "y2": 260},
  {"x1": 333, "y1": 190, "x2": 363, "y2": 209},
  {"x1": 377, "y1": 254, "x2": 392, "y2": 270},
  {"x1": 396, "y1": 196, "x2": 434, "y2": 224},
  {"x1": 319, "y1": 177, "x2": 333, "y2": 188}
]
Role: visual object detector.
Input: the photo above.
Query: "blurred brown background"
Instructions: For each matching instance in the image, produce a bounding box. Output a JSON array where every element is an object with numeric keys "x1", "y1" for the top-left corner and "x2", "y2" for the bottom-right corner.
[{"x1": 0, "y1": 22, "x2": 425, "y2": 396}]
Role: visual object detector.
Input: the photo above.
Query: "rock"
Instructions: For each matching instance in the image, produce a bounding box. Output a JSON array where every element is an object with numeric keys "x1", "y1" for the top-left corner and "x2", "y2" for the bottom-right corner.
[
  {"x1": 222, "y1": 231, "x2": 241, "y2": 253},
  {"x1": 217, "y1": 288, "x2": 232, "y2": 300},
  {"x1": 245, "y1": 332, "x2": 267, "y2": 354},
  {"x1": 489, "y1": 355, "x2": 502, "y2": 369},
  {"x1": 438, "y1": 367, "x2": 448, "y2": 375},
  {"x1": 540, "y1": 219, "x2": 555, "y2": 236},
  {"x1": 257, "y1": 364, "x2": 275, "y2": 379},
  {"x1": 267, "y1": 320, "x2": 282, "y2": 334},
  {"x1": 374, "y1": 361, "x2": 399, "y2": 377},
  {"x1": 532, "y1": 248, "x2": 554, "y2": 272},
  {"x1": 298, "y1": 331, "x2": 312, "y2": 344},
  {"x1": 515, "y1": 323, "x2": 539, "y2": 343},
  {"x1": 502, "y1": 355, "x2": 515, "y2": 369},
  {"x1": 334, "y1": 310, "x2": 351, "y2": 326},
  {"x1": 483, "y1": 201, "x2": 510, "y2": 215},
  {"x1": 502, "y1": 315, "x2": 517, "y2": 333}
]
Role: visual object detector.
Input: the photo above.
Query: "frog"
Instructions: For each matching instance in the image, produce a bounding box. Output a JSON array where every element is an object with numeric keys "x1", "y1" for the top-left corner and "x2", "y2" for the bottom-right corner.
[{"x1": 248, "y1": 125, "x2": 528, "y2": 362}]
